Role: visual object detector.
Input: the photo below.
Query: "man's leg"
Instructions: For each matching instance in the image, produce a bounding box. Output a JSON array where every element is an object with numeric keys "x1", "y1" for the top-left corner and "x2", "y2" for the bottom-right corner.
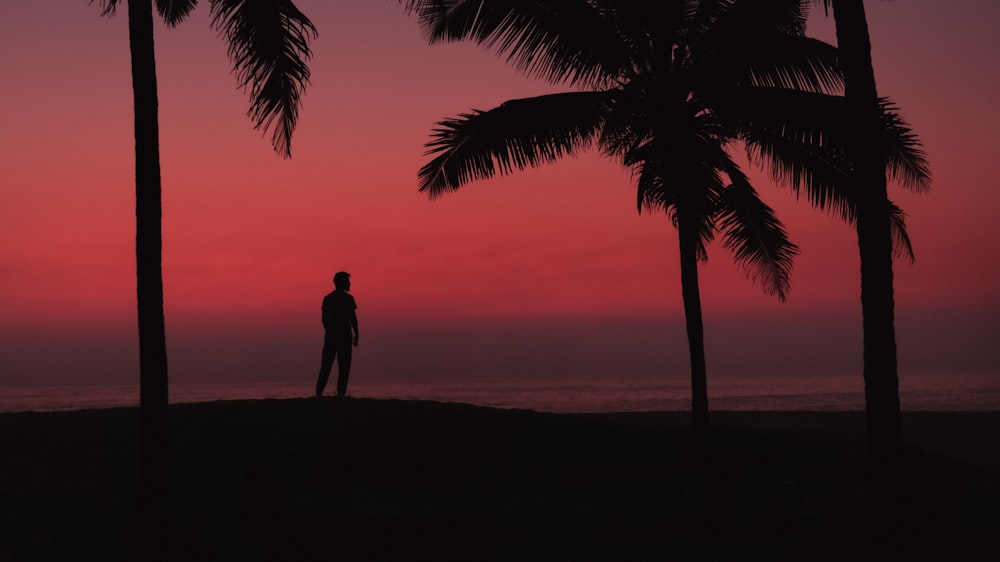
[
  {"x1": 316, "y1": 337, "x2": 337, "y2": 396},
  {"x1": 335, "y1": 342, "x2": 353, "y2": 397}
]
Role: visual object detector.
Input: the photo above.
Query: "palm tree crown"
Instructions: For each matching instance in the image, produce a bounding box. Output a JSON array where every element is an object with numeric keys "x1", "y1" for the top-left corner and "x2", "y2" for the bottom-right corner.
[
  {"x1": 415, "y1": 0, "x2": 844, "y2": 298},
  {"x1": 97, "y1": 0, "x2": 316, "y2": 157},
  {"x1": 406, "y1": 0, "x2": 928, "y2": 432}
]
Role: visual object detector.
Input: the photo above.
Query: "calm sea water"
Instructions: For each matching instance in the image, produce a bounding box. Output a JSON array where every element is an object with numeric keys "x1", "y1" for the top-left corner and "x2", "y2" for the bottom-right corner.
[{"x1": 1, "y1": 372, "x2": 998, "y2": 414}]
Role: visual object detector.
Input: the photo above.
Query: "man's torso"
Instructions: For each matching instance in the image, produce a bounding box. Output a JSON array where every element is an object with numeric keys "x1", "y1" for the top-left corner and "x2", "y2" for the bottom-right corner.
[{"x1": 322, "y1": 290, "x2": 356, "y2": 335}]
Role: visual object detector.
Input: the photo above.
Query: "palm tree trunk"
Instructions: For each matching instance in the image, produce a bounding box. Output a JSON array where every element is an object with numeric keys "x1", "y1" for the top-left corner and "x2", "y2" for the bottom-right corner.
[
  {"x1": 831, "y1": 0, "x2": 905, "y2": 505},
  {"x1": 128, "y1": 0, "x2": 169, "y2": 553},
  {"x1": 677, "y1": 213, "x2": 710, "y2": 436}
]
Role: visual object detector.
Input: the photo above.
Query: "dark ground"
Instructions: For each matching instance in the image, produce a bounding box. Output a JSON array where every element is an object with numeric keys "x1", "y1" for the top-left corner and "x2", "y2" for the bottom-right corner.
[{"x1": 1, "y1": 398, "x2": 998, "y2": 561}]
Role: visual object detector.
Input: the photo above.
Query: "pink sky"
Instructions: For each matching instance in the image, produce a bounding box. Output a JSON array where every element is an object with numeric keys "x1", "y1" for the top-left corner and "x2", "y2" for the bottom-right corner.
[{"x1": 1, "y1": 1, "x2": 998, "y2": 389}]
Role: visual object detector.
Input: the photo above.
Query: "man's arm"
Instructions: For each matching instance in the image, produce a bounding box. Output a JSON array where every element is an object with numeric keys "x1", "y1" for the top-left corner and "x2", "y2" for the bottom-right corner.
[
  {"x1": 351, "y1": 309, "x2": 359, "y2": 347},
  {"x1": 320, "y1": 294, "x2": 332, "y2": 330}
]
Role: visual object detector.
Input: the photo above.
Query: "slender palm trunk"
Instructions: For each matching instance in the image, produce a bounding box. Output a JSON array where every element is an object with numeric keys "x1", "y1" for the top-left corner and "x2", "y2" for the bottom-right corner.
[
  {"x1": 128, "y1": 0, "x2": 169, "y2": 551},
  {"x1": 677, "y1": 212, "x2": 709, "y2": 436},
  {"x1": 831, "y1": 0, "x2": 905, "y2": 504}
]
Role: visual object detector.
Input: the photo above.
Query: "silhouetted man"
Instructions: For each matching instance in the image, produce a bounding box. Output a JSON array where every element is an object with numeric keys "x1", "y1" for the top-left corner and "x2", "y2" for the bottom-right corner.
[{"x1": 315, "y1": 271, "x2": 359, "y2": 397}]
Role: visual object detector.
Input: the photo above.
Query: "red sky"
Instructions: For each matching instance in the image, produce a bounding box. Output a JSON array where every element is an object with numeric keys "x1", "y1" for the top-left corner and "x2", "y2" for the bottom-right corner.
[{"x1": 1, "y1": 0, "x2": 998, "y2": 388}]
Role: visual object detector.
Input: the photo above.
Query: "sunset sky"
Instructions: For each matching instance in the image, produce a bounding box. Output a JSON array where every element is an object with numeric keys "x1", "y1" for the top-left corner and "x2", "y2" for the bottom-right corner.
[{"x1": 1, "y1": 1, "x2": 998, "y2": 391}]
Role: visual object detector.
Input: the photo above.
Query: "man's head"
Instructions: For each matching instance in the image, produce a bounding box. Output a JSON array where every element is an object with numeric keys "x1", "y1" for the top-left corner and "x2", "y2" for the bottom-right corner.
[{"x1": 333, "y1": 271, "x2": 351, "y2": 291}]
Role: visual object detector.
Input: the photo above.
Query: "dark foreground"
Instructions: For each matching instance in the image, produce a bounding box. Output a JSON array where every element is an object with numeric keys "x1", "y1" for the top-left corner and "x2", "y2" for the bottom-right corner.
[{"x1": 1, "y1": 398, "x2": 998, "y2": 561}]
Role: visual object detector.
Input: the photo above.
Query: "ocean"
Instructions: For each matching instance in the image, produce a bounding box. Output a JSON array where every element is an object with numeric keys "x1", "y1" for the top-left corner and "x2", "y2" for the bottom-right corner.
[{"x1": 1, "y1": 371, "x2": 998, "y2": 414}]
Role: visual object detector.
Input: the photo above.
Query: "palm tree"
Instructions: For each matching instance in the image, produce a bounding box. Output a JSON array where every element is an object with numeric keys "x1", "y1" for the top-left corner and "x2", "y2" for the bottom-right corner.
[
  {"x1": 405, "y1": 0, "x2": 844, "y2": 435},
  {"x1": 92, "y1": 0, "x2": 316, "y2": 550},
  {"x1": 804, "y1": 0, "x2": 927, "y2": 504}
]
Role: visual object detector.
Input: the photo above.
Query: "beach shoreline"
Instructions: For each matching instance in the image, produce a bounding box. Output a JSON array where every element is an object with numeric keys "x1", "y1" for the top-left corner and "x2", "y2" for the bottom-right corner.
[
  {"x1": 3, "y1": 370, "x2": 999, "y2": 415},
  {"x1": 2, "y1": 398, "x2": 998, "y2": 560}
]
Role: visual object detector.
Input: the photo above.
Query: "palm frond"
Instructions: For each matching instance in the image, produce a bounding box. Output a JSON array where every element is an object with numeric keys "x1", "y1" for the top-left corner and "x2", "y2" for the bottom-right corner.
[
  {"x1": 717, "y1": 167, "x2": 799, "y2": 300},
  {"x1": 739, "y1": 89, "x2": 858, "y2": 224},
  {"x1": 750, "y1": 131, "x2": 917, "y2": 265},
  {"x1": 731, "y1": 36, "x2": 842, "y2": 93},
  {"x1": 156, "y1": 0, "x2": 199, "y2": 27},
  {"x1": 634, "y1": 162, "x2": 669, "y2": 216},
  {"x1": 722, "y1": 0, "x2": 809, "y2": 36},
  {"x1": 419, "y1": 91, "x2": 609, "y2": 197},
  {"x1": 812, "y1": 0, "x2": 833, "y2": 14},
  {"x1": 683, "y1": 4, "x2": 842, "y2": 145},
  {"x1": 746, "y1": 134, "x2": 855, "y2": 222},
  {"x1": 599, "y1": 0, "x2": 688, "y2": 71},
  {"x1": 879, "y1": 98, "x2": 931, "y2": 193},
  {"x1": 210, "y1": 0, "x2": 317, "y2": 158},
  {"x1": 738, "y1": 88, "x2": 928, "y2": 221},
  {"x1": 683, "y1": 0, "x2": 735, "y2": 44},
  {"x1": 632, "y1": 161, "x2": 715, "y2": 262},
  {"x1": 91, "y1": 0, "x2": 120, "y2": 17},
  {"x1": 632, "y1": 141, "x2": 728, "y2": 207},
  {"x1": 632, "y1": 144, "x2": 729, "y2": 261},
  {"x1": 728, "y1": 89, "x2": 852, "y2": 155},
  {"x1": 597, "y1": 85, "x2": 654, "y2": 166},
  {"x1": 406, "y1": 0, "x2": 627, "y2": 87},
  {"x1": 888, "y1": 200, "x2": 915, "y2": 263}
]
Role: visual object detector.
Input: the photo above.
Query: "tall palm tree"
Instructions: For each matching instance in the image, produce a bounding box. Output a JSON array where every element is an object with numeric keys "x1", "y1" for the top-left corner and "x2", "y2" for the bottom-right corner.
[
  {"x1": 805, "y1": 0, "x2": 927, "y2": 504},
  {"x1": 405, "y1": 0, "x2": 844, "y2": 435},
  {"x1": 93, "y1": 0, "x2": 315, "y2": 550}
]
